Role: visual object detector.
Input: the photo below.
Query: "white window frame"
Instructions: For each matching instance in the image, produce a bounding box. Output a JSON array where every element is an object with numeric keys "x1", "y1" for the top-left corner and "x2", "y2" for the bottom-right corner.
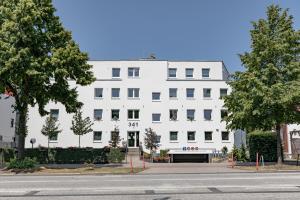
[
  {"x1": 202, "y1": 68, "x2": 210, "y2": 78},
  {"x1": 94, "y1": 88, "x2": 103, "y2": 99},
  {"x1": 187, "y1": 131, "x2": 196, "y2": 141},
  {"x1": 204, "y1": 131, "x2": 213, "y2": 141},
  {"x1": 152, "y1": 113, "x2": 161, "y2": 122},
  {"x1": 94, "y1": 109, "x2": 103, "y2": 121},
  {"x1": 169, "y1": 88, "x2": 177, "y2": 99},
  {"x1": 111, "y1": 109, "x2": 120, "y2": 121},
  {"x1": 112, "y1": 68, "x2": 121, "y2": 78},
  {"x1": 203, "y1": 88, "x2": 211, "y2": 98},
  {"x1": 128, "y1": 67, "x2": 140, "y2": 78},
  {"x1": 168, "y1": 68, "x2": 177, "y2": 78},
  {"x1": 204, "y1": 109, "x2": 212, "y2": 121},
  {"x1": 128, "y1": 88, "x2": 140, "y2": 99},
  {"x1": 111, "y1": 88, "x2": 120, "y2": 99},
  {"x1": 185, "y1": 68, "x2": 194, "y2": 78},
  {"x1": 169, "y1": 109, "x2": 178, "y2": 121},
  {"x1": 128, "y1": 109, "x2": 140, "y2": 120},
  {"x1": 187, "y1": 109, "x2": 195, "y2": 121},
  {"x1": 152, "y1": 92, "x2": 161, "y2": 101},
  {"x1": 186, "y1": 88, "x2": 195, "y2": 98},
  {"x1": 93, "y1": 131, "x2": 102, "y2": 142}
]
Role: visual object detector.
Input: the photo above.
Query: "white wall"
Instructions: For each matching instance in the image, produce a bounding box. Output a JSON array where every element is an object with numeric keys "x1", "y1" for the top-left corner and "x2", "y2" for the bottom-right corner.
[
  {"x1": 0, "y1": 95, "x2": 16, "y2": 146},
  {"x1": 25, "y1": 60, "x2": 233, "y2": 153}
]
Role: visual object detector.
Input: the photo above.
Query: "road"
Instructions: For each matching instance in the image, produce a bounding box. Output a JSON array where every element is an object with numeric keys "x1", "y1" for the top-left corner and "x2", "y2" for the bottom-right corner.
[{"x1": 0, "y1": 172, "x2": 300, "y2": 199}]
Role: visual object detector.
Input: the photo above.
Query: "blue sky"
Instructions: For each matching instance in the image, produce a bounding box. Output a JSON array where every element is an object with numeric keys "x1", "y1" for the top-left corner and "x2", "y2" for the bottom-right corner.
[{"x1": 52, "y1": 0, "x2": 300, "y2": 73}]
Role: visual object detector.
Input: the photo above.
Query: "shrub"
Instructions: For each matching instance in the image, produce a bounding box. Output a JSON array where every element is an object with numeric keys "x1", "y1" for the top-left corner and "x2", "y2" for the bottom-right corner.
[
  {"x1": 230, "y1": 145, "x2": 239, "y2": 160},
  {"x1": 7, "y1": 157, "x2": 37, "y2": 169},
  {"x1": 0, "y1": 148, "x2": 15, "y2": 162},
  {"x1": 107, "y1": 148, "x2": 125, "y2": 163},
  {"x1": 238, "y1": 144, "x2": 248, "y2": 162},
  {"x1": 248, "y1": 130, "x2": 277, "y2": 162},
  {"x1": 159, "y1": 149, "x2": 169, "y2": 158},
  {"x1": 221, "y1": 146, "x2": 228, "y2": 156}
]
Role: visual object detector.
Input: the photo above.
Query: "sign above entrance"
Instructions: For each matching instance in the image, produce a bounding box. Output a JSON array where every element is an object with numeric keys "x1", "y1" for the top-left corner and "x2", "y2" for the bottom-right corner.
[{"x1": 128, "y1": 122, "x2": 138, "y2": 128}]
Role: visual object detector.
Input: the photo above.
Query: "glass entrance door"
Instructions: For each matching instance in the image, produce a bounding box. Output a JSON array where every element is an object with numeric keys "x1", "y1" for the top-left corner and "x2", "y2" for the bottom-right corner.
[{"x1": 128, "y1": 131, "x2": 139, "y2": 147}]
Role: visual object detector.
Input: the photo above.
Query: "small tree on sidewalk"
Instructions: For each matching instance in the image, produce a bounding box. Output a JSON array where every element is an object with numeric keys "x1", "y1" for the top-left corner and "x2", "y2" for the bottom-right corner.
[
  {"x1": 107, "y1": 127, "x2": 124, "y2": 163},
  {"x1": 109, "y1": 127, "x2": 121, "y2": 148},
  {"x1": 144, "y1": 128, "x2": 159, "y2": 162},
  {"x1": 70, "y1": 109, "x2": 93, "y2": 148},
  {"x1": 41, "y1": 116, "x2": 62, "y2": 151}
]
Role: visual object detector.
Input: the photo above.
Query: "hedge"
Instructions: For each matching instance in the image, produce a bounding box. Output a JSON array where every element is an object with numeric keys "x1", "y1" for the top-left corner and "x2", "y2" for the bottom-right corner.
[
  {"x1": 248, "y1": 130, "x2": 277, "y2": 162},
  {"x1": 0, "y1": 148, "x2": 15, "y2": 162},
  {"x1": 1, "y1": 147, "x2": 113, "y2": 164}
]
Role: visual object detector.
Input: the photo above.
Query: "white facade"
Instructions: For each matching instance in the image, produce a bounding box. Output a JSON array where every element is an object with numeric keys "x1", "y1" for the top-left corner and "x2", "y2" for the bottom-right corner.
[
  {"x1": 0, "y1": 94, "x2": 16, "y2": 148},
  {"x1": 25, "y1": 60, "x2": 233, "y2": 158}
]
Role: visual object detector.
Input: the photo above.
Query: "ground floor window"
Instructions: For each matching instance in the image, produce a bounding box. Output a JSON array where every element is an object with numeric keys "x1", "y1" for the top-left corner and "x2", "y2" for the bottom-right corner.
[
  {"x1": 204, "y1": 131, "x2": 213, "y2": 141},
  {"x1": 222, "y1": 131, "x2": 229, "y2": 141},
  {"x1": 187, "y1": 131, "x2": 196, "y2": 141},
  {"x1": 170, "y1": 131, "x2": 178, "y2": 141},
  {"x1": 49, "y1": 134, "x2": 58, "y2": 142},
  {"x1": 93, "y1": 131, "x2": 102, "y2": 141}
]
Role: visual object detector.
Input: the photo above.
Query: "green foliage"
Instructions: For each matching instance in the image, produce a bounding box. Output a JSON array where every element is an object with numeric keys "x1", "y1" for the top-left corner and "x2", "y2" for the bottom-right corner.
[
  {"x1": 224, "y1": 5, "x2": 300, "y2": 163},
  {"x1": 239, "y1": 144, "x2": 248, "y2": 162},
  {"x1": 248, "y1": 130, "x2": 277, "y2": 162},
  {"x1": 221, "y1": 146, "x2": 228, "y2": 155},
  {"x1": 109, "y1": 128, "x2": 121, "y2": 148},
  {"x1": 231, "y1": 145, "x2": 239, "y2": 159},
  {"x1": 159, "y1": 149, "x2": 169, "y2": 158},
  {"x1": 144, "y1": 128, "x2": 159, "y2": 152},
  {"x1": 0, "y1": 148, "x2": 15, "y2": 162},
  {"x1": 41, "y1": 116, "x2": 62, "y2": 142},
  {"x1": 107, "y1": 148, "x2": 125, "y2": 163},
  {"x1": 0, "y1": 0, "x2": 95, "y2": 159},
  {"x1": 70, "y1": 109, "x2": 93, "y2": 147},
  {"x1": 7, "y1": 157, "x2": 37, "y2": 169}
]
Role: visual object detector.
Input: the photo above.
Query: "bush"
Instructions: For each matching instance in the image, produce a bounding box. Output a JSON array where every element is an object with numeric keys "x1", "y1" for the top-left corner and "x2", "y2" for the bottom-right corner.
[
  {"x1": 7, "y1": 157, "x2": 37, "y2": 169},
  {"x1": 0, "y1": 148, "x2": 15, "y2": 162},
  {"x1": 239, "y1": 144, "x2": 248, "y2": 162},
  {"x1": 107, "y1": 148, "x2": 125, "y2": 163},
  {"x1": 248, "y1": 130, "x2": 277, "y2": 162},
  {"x1": 159, "y1": 149, "x2": 169, "y2": 158},
  {"x1": 221, "y1": 146, "x2": 228, "y2": 156}
]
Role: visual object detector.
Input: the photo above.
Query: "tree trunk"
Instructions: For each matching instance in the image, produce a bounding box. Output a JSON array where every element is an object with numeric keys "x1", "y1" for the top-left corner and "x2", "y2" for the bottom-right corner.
[
  {"x1": 17, "y1": 107, "x2": 28, "y2": 160},
  {"x1": 79, "y1": 135, "x2": 81, "y2": 148},
  {"x1": 276, "y1": 124, "x2": 283, "y2": 164}
]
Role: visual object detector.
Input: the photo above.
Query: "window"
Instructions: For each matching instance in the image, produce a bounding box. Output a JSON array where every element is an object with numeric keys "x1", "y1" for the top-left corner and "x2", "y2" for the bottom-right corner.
[
  {"x1": 221, "y1": 109, "x2": 228, "y2": 120},
  {"x1": 152, "y1": 113, "x2": 161, "y2": 122},
  {"x1": 220, "y1": 88, "x2": 228, "y2": 97},
  {"x1": 186, "y1": 88, "x2": 195, "y2": 98},
  {"x1": 222, "y1": 131, "x2": 229, "y2": 141},
  {"x1": 49, "y1": 134, "x2": 58, "y2": 142},
  {"x1": 202, "y1": 68, "x2": 210, "y2": 78},
  {"x1": 169, "y1": 88, "x2": 177, "y2": 98},
  {"x1": 111, "y1": 88, "x2": 120, "y2": 98},
  {"x1": 170, "y1": 131, "x2": 178, "y2": 141},
  {"x1": 128, "y1": 88, "x2": 140, "y2": 98},
  {"x1": 93, "y1": 131, "x2": 102, "y2": 141},
  {"x1": 128, "y1": 110, "x2": 139, "y2": 120},
  {"x1": 94, "y1": 109, "x2": 103, "y2": 121},
  {"x1": 94, "y1": 88, "x2": 103, "y2": 98},
  {"x1": 203, "y1": 88, "x2": 211, "y2": 98},
  {"x1": 50, "y1": 109, "x2": 59, "y2": 120},
  {"x1": 10, "y1": 119, "x2": 14, "y2": 128},
  {"x1": 185, "y1": 68, "x2": 194, "y2": 78},
  {"x1": 169, "y1": 109, "x2": 178, "y2": 121},
  {"x1": 187, "y1": 131, "x2": 196, "y2": 141},
  {"x1": 205, "y1": 131, "x2": 213, "y2": 141},
  {"x1": 155, "y1": 135, "x2": 161, "y2": 143},
  {"x1": 111, "y1": 109, "x2": 120, "y2": 120},
  {"x1": 204, "y1": 109, "x2": 212, "y2": 120},
  {"x1": 152, "y1": 92, "x2": 161, "y2": 101},
  {"x1": 168, "y1": 68, "x2": 177, "y2": 78},
  {"x1": 112, "y1": 68, "x2": 120, "y2": 78},
  {"x1": 128, "y1": 67, "x2": 140, "y2": 77},
  {"x1": 187, "y1": 109, "x2": 195, "y2": 121}
]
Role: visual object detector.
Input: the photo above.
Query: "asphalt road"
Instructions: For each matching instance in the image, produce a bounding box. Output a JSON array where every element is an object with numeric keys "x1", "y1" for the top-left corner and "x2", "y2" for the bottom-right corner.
[{"x1": 1, "y1": 172, "x2": 300, "y2": 200}]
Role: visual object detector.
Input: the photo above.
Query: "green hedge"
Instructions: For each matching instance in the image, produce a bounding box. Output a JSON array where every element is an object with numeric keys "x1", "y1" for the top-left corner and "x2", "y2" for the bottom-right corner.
[
  {"x1": 248, "y1": 130, "x2": 277, "y2": 162},
  {"x1": 1, "y1": 147, "x2": 110, "y2": 164},
  {"x1": 0, "y1": 148, "x2": 15, "y2": 162}
]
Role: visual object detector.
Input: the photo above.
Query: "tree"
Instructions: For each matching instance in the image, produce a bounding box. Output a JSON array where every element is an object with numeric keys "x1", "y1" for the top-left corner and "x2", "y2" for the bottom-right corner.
[
  {"x1": 109, "y1": 127, "x2": 120, "y2": 148},
  {"x1": 144, "y1": 128, "x2": 159, "y2": 161},
  {"x1": 0, "y1": 0, "x2": 95, "y2": 159},
  {"x1": 224, "y1": 5, "x2": 300, "y2": 164},
  {"x1": 41, "y1": 116, "x2": 62, "y2": 150},
  {"x1": 70, "y1": 109, "x2": 93, "y2": 148}
]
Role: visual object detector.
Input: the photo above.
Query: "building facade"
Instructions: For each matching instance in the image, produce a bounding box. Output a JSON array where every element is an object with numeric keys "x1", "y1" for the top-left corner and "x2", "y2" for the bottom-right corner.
[{"x1": 25, "y1": 60, "x2": 233, "y2": 162}]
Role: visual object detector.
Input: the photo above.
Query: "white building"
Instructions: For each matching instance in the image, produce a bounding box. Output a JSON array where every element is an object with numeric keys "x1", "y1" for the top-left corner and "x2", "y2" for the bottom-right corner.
[
  {"x1": 0, "y1": 94, "x2": 16, "y2": 148},
  {"x1": 25, "y1": 60, "x2": 233, "y2": 162}
]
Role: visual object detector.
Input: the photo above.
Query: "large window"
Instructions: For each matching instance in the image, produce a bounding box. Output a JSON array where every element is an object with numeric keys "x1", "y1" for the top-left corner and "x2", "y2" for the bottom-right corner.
[
  {"x1": 222, "y1": 131, "x2": 229, "y2": 141},
  {"x1": 112, "y1": 68, "x2": 120, "y2": 78},
  {"x1": 168, "y1": 68, "x2": 177, "y2": 78},
  {"x1": 205, "y1": 131, "x2": 213, "y2": 141},
  {"x1": 94, "y1": 109, "x2": 103, "y2": 121},
  {"x1": 170, "y1": 131, "x2": 178, "y2": 141},
  {"x1": 221, "y1": 109, "x2": 228, "y2": 120},
  {"x1": 128, "y1": 67, "x2": 140, "y2": 78},
  {"x1": 185, "y1": 68, "x2": 194, "y2": 78},
  {"x1": 93, "y1": 131, "x2": 102, "y2": 141},
  {"x1": 204, "y1": 109, "x2": 212, "y2": 120},
  {"x1": 187, "y1": 109, "x2": 195, "y2": 121},
  {"x1": 220, "y1": 88, "x2": 228, "y2": 97},
  {"x1": 152, "y1": 113, "x2": 161, "y2": 122},
  {"x1": 50, "y1": 109, "x2": 59, "y2": 120},
  {"x1": 111, "y1": 109, "x2": 120, "y2": 120},
  {"x1": 169, "y1": 88, "x2": 177, "y2": 98},
  {"x1": 128, "y1": 88, "x2": 140, "y2": 98},
  {"x1": 111, "y1": 88, "x2": 120, "y2": 98},
  {"x1": 203, "y1": 88, "x2": 211, "y2": 98},
  {"x1": 152, "y1": 92, "x2": 161, "y2": 101},
  {"x1": 186, "y1": 88, "x2": 195, "y2": 98},
  {"x1": 187, "y1": 131, "x2": 196, "y2": 141},
  {"x1": 202, "y1": 68, "x2": 210, "y2": 78},
  {"x1": 169, "y1": 109, "x2": 178, "y2": 121},
  {"x1": 128, "y1": 110, "x2": 139, "y2": 120},
  {"x1": 94, "y1": 88, "x2": 103, "y2": 98}
]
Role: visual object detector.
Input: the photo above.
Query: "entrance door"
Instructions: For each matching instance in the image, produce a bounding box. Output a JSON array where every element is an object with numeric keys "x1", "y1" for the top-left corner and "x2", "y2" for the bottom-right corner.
[{"x1": 128, "y1": 131, "x2": 139, "y2": 147}]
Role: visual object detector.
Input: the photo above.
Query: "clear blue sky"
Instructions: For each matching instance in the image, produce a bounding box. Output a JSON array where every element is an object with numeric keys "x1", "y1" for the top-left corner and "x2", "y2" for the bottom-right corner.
[{"x1": 52, "y1": 0, "x2": 300, "y2": 73}]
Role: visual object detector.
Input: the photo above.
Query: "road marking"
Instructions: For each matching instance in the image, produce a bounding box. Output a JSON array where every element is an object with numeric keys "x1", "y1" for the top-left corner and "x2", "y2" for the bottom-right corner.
[
  {"x1": 24, "y1": 191, "x2": 39, "y2": 196},
  {"x1": 208, "y1": 187, "x2": 222, "y2": 193},
  {"x1": 145, "y1": 190, "x2": 155, "y2": 194}
]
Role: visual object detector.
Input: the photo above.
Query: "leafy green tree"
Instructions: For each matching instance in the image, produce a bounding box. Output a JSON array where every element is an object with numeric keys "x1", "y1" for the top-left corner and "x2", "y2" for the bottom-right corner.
[
  {"x1": 0, "y1": 0, "x2": 95, "y2": 159},
  {"x1": 144, "y1": 128, "x2": 159, "y2": 161},
  {"x1": 70, "y1": 109, "x2": 93, "y2": 148},
  {"x1": 41, "y1": 116, "x2": 62, "y2": 150},
  {"x1": 109, "y1": 128, "x2": 120, "y2": 148},
  {"x1": 224, "y1": 5, "x2": 300, "y2": 164}
]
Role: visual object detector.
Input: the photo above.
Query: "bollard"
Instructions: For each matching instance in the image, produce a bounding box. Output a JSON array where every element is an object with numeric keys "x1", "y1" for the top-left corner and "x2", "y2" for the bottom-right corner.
[
  {"x1": 130, "y1": 156, "x2": 133, "y2": 174},
  {"x1": 256, "y1": 152, "x2": 259, "y2": 171},
  {"x1": 143, "y1": 154, "x2": 146, "y2": 170}
]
